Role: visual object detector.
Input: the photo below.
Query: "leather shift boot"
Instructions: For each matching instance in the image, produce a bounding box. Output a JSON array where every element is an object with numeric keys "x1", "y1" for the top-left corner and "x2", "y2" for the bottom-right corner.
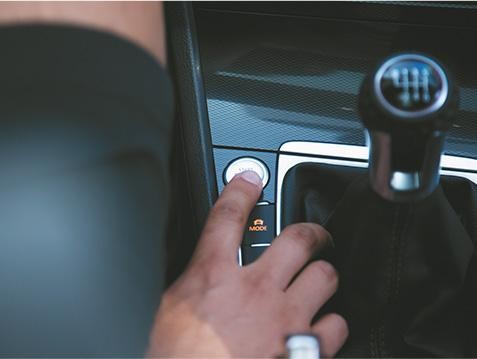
[{"x1": 281, "y1": 163, "x2": 477, "y2": 357}]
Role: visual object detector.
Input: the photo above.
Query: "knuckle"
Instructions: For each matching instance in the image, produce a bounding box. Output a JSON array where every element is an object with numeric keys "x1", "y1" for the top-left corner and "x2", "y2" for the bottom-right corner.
[
  {"x1": 245, "y1": 268, "x2": 273, "y2": 290},
  {"x1": 195, "y1": 260, "x2": 227, "y2": 289},
  {"x1": 210, "y1": 199, "x2": 246, "y2": 224},
  {"x1": 282, "y1": 308, "x2": 303, "y2": 327},
  {"x1": 242, "y1": 266, "x2": 277, "y2": 295},
  {"x1": 281, "y1": 305, "x2": 311, "y2": 331},
  {"x1": 282, "y1": 223, "x2": 324, "y2": 252}
]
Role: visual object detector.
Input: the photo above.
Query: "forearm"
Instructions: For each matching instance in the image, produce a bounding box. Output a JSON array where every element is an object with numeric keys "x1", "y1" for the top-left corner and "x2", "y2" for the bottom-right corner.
[{"x1": 0, "y1": 1, "x2": 166, "y2": 66}]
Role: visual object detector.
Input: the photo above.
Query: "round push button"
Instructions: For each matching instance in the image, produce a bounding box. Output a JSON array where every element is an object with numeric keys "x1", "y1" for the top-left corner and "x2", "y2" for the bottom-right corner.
[{"x1": 224, "y1": 157, "x2": 269, "y2": 187}]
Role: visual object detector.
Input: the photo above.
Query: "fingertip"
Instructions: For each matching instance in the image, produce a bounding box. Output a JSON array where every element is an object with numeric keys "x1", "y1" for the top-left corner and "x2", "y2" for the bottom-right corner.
[
  {"x1": 325, "y1": 313, "x2": 349, "y2": 340},
  {"x1": 312, "y1": 313, "x2": 349, "y2": 357},
  {"x1": 233, "y1": 170, "x2": 263, "y2": 191},
  {"x1": 298, "y1": 222, "x2": 334, "y2": 249}
]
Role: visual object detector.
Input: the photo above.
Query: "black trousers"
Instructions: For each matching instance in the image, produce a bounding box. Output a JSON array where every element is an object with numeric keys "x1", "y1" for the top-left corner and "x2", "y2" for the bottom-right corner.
[{"x1": 0, "y1": 25, "x2": 173, "y2": 356}]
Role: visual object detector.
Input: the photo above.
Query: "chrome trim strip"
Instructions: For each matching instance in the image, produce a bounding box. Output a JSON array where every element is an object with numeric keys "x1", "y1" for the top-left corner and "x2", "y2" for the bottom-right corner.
[
  {"x1": 441, "y1": 156, "x2": 477, "y2": 171},
  {"x1": 440, "y1": 169, "x2": 477, "y2": 183},
  {"x1": 276, "y1": 141, "x2": 477, "y2": 236},
  {"x1": 238, "y1": 247, "x2": 242, "y2": 267},
  {"x1": 280, "y1": 141, "x2": 369, "y2": 160},
  {"x1": 279, "y1": 141, "x2": 477, "y2": 172},
  {"x1": 250, "y1": 243, "x2": 271, "y2": 248},
  {"x1": 276, "y1": 154, "x2": 368, "y2": 236}
]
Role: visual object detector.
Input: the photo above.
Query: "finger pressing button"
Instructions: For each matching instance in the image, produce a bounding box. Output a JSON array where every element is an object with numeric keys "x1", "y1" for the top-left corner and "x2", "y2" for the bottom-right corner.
[{"x1": 224, "y1": 157, "x2": 269, "y2": 188}]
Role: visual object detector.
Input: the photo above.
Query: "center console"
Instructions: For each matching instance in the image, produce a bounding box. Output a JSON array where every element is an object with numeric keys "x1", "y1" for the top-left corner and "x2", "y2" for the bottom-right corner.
[
  {"x1": 186, "y1": 2, "x2": 477, "y2": 258},
  {"x1": 166, "y1": 2, "x2": 477, "y2": 356}
]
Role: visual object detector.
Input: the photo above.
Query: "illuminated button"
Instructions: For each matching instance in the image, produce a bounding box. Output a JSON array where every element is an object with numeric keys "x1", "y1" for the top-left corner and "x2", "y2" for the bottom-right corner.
[
  {"x1": 241, "y1": 203, "x2": 275, "y2": 264},
  {"x1": 224, "y1": 157, "x2": 269, "y2": 187},
  {"x1": 243, "y1": 204, "x2": 275, "y2": 246}
]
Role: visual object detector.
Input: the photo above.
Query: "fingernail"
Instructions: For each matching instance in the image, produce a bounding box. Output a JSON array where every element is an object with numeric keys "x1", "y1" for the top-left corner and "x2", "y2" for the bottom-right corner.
[{"x1": 235, "y1": 170, "x2": 263, "y2": 189}]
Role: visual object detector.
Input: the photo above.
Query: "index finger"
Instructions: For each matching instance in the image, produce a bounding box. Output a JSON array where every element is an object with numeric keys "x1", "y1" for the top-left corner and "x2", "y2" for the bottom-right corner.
[{"x1": 192, "y1": 171, "x2": 263, "y2": 266}]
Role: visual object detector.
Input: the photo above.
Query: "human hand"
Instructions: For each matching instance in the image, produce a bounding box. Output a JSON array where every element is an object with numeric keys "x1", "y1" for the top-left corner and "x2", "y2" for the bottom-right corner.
[{"x1": 148, "y1": 171, "x2": 348, "y2": 358}]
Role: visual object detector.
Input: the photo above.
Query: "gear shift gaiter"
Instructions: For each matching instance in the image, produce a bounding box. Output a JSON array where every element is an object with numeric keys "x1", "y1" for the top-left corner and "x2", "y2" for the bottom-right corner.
[{"x1": 280, "y1": 54, "x2": 477, "y2": 357}]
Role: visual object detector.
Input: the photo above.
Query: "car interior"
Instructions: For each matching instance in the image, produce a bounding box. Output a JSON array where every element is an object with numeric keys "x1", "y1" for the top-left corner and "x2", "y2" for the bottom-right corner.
[{"x1": 165, "y1": 2, "x2": 477, "y2": 357}]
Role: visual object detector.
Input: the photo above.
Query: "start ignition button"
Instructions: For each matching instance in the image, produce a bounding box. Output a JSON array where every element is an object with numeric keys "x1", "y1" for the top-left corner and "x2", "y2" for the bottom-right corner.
[{"x1": 224, "y1": 157, "x2": 269, "y2": 188}]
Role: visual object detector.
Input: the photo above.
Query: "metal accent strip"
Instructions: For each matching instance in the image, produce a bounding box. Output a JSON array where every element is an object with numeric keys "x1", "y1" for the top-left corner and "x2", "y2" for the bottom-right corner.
[{"x1": 276, "y1": 141, "x2": 477, "y2": 236}]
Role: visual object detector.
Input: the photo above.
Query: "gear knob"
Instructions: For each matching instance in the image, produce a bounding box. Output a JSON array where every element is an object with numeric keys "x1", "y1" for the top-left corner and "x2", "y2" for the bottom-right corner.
[{"x1": 359, "y1": 53, "x2": 459, "y2": 202}]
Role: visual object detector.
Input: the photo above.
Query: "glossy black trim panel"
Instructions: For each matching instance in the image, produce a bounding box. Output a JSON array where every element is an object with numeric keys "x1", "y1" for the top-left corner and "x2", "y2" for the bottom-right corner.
[
  {"x1": 166, "y1": 2, "x2": 218, "y2": 230},
  {"x1": 194, "y1": 2, "x2": 477, "y2": 28}
]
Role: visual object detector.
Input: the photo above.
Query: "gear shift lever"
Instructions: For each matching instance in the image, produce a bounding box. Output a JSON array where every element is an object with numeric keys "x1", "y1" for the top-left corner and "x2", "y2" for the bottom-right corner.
[
  {"x1": 359, "y1": 53, "x2": 459, "y2": 202},
  {"x1": 281, "y1": 55, "x2": 477, "y2": 358}
]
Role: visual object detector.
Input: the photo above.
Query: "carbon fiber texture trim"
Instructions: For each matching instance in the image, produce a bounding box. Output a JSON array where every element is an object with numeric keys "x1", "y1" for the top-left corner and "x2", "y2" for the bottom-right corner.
[{"x1": 196, "y1": 7, "x2": 477, "y2": 159}]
